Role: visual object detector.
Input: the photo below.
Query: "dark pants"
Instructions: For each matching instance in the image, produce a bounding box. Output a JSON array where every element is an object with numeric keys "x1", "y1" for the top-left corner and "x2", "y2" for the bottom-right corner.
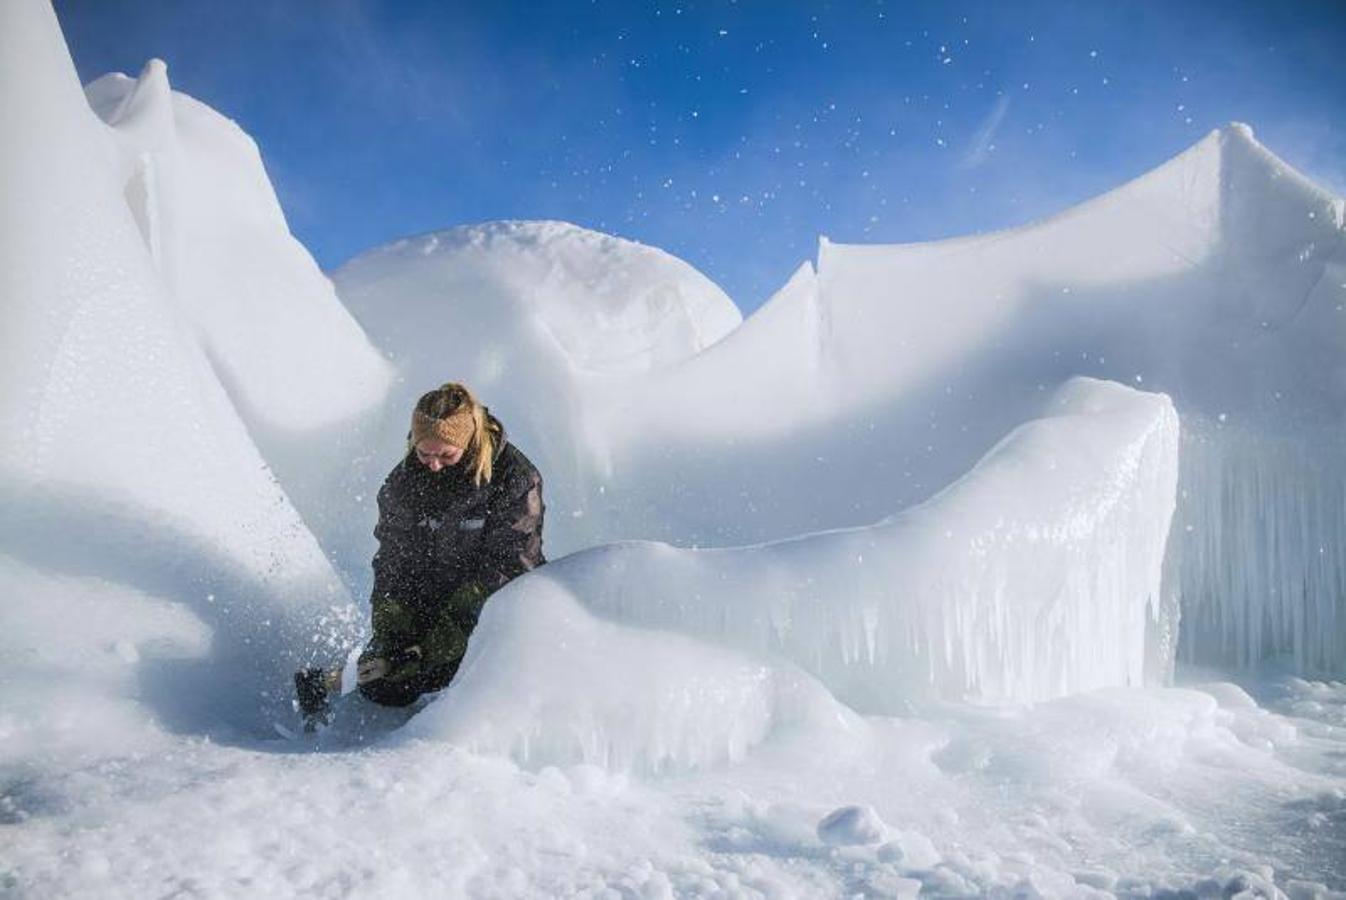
[{"x1": 357, "y1": 661, "x2": 459, "y2": 707}]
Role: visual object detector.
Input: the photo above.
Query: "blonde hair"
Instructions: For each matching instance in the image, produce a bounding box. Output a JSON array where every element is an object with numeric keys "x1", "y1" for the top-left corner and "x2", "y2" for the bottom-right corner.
[{"x1": 409, "y1": 383, "x2": 500, "y2": 486}]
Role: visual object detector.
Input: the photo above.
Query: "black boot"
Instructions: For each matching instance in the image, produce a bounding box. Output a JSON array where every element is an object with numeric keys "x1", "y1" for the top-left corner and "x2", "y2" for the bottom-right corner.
[{"x1": 294, "y1": 667, "x2": 333, "y2": 731}]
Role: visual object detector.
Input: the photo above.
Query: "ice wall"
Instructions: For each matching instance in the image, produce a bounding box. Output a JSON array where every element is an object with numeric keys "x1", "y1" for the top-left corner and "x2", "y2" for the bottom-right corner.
[
  {"x1": 1172, "y1": 420, "x2": 1346, "y2": 672},
  {"x1": 805, "y1": 127, "x2": 1346, "y2": 675},
  {"x1": 0, "y1": 0, "x2": 361, "y2": 734},
  {"x1": 579, "y1": 126, "x2": 1346, "y2": 675},
  {"x1": 514, "y1": 378, "x2": 1179, "y2": 711}
]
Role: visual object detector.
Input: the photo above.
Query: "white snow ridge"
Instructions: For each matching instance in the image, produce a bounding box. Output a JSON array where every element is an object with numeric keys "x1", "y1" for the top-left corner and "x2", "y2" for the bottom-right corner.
[{"x1": 3, "y1": 0, "x2": 1345, "y2": 895}]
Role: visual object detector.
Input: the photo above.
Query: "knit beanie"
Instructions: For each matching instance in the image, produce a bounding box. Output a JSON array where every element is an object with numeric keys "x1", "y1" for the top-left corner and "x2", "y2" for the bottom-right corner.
[{"x1": 411, "y1": 408, "x2": 476, "y2": 449}]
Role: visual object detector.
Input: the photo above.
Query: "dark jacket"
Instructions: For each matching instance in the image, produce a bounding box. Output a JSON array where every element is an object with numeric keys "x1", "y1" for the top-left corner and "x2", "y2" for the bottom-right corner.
[{"x1": 360, "y1": 421, "x2": 544, "y2": 705}]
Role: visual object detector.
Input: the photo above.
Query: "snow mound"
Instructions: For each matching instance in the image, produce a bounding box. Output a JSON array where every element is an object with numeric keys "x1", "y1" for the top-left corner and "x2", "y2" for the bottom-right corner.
[
  {"x1": 339, "y1": 220, "x2": 740, "y2": 378},
  {"x1": 334, "y1": 219, "x2": 742, "y2": 559},
  {"x1": 330, "y1": 120, "x2": 1344, "y2": 676},
  {"x1": 577, "y1": 124, "x2": 1346, "y2": 674},
  {"x1": 0, "y1": 1, "x2": 366, "y2": 735},
  {"x1": 453, "y1": 377, "x2": 1177, "y2": 714},
  {"x1": 83, "y1": 62, "x2": 393, "y2": 434},
  {"x1": 405, "y1": 579, "x2": 861, "y2": 773}
]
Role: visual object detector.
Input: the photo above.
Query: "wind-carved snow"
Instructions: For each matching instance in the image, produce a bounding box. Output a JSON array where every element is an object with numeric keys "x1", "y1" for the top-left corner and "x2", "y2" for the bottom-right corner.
[
  {"x1": 0, "y1": 1, "x2": 370, "y2": 735},
  {"x1": 331, "y1": 124, "x2": 1346, "y2": 679},
  {"x1": 413, "y1": 377, "x2": 1178, "y2": 773},
  {"x1": 4, "y1": 0, "x2": 1346, "y2": 891},
  {"x1": 335, "y1": 219, "x2": 744, "y2": 561},
  {"x1": 82, "y1": 61, "x2": 393, "y2": 435},
  {"x1": 406, "y1": 581, "x2": 864, "y2": 773},
  {"x1": 571, "y1": 125, "x2": 1345, "y2": 676}
]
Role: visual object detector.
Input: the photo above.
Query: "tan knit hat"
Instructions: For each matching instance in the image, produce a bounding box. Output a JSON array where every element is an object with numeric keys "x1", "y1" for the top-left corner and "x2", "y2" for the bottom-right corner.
[{"x1": 411, "y1": 408, "x2": 476, "y2": 449}]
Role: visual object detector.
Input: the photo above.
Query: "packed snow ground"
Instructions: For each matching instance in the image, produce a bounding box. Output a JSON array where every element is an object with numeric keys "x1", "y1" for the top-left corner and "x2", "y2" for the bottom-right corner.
[
  {"x1": 4, "y1": 646, "x2": 1345, "y2": 896},
  {"x1": 3, "y1": 0, "x2": 1346, "y2": 895}
]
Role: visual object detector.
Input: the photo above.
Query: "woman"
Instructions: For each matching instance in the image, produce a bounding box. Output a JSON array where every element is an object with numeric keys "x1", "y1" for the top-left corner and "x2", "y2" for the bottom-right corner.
[{"x1": 297, "y1": 383, "x2": 545, "y2": 721}]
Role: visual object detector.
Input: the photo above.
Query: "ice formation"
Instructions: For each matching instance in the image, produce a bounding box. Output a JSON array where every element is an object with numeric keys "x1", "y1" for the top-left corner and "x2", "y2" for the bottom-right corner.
[
  {"x1": 0, "y1": 0, "x2": 373, "y2": 732},
  {"x1": 336, "y1": 135, "x2": 1342, "y2": 679},
  {"x1": 405, "y1": 580, "x2": 862, "y2": 773},
  {"x1": 82, "y1": 62, "x2": 393, "y2": 435},
  {"x1": 1173, "y1": 420, "x2": 1346, "y2": 672},
  {"x1": 78, "y1": 56, "x2": 397, "y2": 570},
  {"x1": 3, "y1": 1, "x2": 1346, "y2": 891},
  {"x1": 333, "y1": 120, "x2": 1345, "y2": 676},
  {"x1": 481, "y1": 377, "x2": 1179, "y2": 716}
]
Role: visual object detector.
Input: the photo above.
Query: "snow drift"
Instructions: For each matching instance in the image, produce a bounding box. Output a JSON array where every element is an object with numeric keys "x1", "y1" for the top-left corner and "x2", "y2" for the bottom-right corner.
[
  {"x1": 3, "y1": 0, "x2": 1344, "y2": 767},
  {"x1": 0, "y1": 0, "x2": 386, "y2": 736},
  {"x1": 422, "y1": 376, "x2": 1178, "y2": 772},
  {"x1": 335, "y1": 123, "x2": 1345, "y2": 676},
  {"x1": 335, "y1": 220, "x2": 743, "y2": 561},
  {"x1": 4, "y1": 1, "x2": 1345, "y2": 891},
  {"x1": 82, "y1": 61, "x2": 393, "y2": 435},
  {"x1": 405, "y1": 581, "x2": 864, "y2": 773}
]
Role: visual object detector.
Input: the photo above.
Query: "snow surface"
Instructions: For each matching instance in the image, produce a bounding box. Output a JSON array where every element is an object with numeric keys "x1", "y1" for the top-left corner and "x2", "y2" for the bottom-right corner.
[
  {"x1": 438, "y1": 377, "x2": 1178, "y2": 746},
  {"x1": 3, "y1": 0, "x2": 1345, "y2": 893},
  {"x1": 334, "y1": 219, "x2": 743, "y2": 563},
  {"x1": 0, "y1": 0, "x2": 368, "y2": 736},
  {"x1": 332, "y1": 120, "x2": 1346, "y2": 677}
]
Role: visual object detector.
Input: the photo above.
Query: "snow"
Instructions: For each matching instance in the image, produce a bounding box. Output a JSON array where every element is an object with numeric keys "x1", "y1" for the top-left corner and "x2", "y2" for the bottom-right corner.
[
  {"x1": 334, "y1": 219, "x2": 742, "y2": 560},
  {"x1": 817, "y1": 805, "x2": 888, "y2": 846},
  {"x1": 463, "y1": 377, "x2": 1178, "y2": 719},
  {"x1": 2, "y1": 0, "x2": 1345, "y2": 893},
  {"x1": 404, "y1": 580, "x2": 862, "y2": 773},
  {"x1": 83, "y1": 62, "x2": 393, "y2": 436},
  {"x1": 332, "y1": 120, "x2": 1346, "y2": 682},
  {"x1": 0, "y1": 0, "x2": 371, "y2": 735}
]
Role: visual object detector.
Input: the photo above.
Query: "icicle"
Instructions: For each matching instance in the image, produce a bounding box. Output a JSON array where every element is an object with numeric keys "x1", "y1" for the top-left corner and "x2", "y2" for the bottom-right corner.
[{"x1": 1171, "y1": 418, "x2": 1346, "y2": 674}]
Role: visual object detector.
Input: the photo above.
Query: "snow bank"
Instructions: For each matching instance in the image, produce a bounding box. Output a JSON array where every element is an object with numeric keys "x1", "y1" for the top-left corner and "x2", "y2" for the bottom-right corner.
[
  {"x1": 432, "y1": 378, "x2": 1176, "y2": 732},
  {"x1": 331, "y1": 119, "x2": 1343, "y2": 676},
  {"x1": 0, "y1": 552, "x2": 202, "y2": 765},
  {"x1": 80, "y1": 58, "x2": 396, "y2": 572},
  {"x1": 579, "y1": 126, "x2": 1344, "y2": 674},
  {"x1": 405, "y1": 580, "x2": 860, "y2": 773},
  {"x1": 83, "y1": 62, "x2": 393, "y2": 435},
  {"x1": 0, "y1": 0, "x2": 367, "y2": 734},
  {"x1": 334, "y1": 220, "x2": 742, "y2": 559}
]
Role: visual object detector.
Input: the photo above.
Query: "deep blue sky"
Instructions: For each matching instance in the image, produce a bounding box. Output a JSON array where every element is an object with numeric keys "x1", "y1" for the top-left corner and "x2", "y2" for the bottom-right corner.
[{"x1": 55, "y1": 0, "x2": 1346, "y2": 313}]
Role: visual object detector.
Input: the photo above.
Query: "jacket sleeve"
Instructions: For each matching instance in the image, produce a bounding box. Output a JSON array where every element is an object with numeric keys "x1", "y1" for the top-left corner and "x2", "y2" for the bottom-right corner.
[
  {"x1": 370, "y1": 470, "x2": 421, "y2": 607},
  {"x1": 475, "y1": 464, "x2": 545, "y2": 593}
]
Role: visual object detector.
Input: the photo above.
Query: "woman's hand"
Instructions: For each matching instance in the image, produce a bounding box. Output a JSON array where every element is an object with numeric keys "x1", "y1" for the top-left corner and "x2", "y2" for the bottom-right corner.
[
  {"x1": 356, "y1": 645, "x2": 423, "y2": 684},
  {"x1": 356, "y1": 656, "x2": 389, "y2": 684}
]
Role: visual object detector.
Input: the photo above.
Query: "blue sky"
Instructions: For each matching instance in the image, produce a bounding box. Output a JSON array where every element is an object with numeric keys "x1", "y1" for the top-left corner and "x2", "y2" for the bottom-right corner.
[{"x1": 56, "y1": 0, "x2": 1346, "y2": 313}]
